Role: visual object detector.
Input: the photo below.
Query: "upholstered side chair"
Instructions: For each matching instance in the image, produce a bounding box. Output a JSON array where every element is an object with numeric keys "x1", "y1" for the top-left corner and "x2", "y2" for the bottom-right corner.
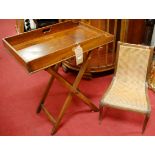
[{"x1": 99, "y1": 41, "x2": 153, "y2": 133}]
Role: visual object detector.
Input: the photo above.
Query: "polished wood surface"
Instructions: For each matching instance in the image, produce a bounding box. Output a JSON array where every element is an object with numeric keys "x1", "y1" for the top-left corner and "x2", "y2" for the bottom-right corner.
[
  {"x1": 3, "y1": 20, "x2": 113, "y2": 73},
  {"x1": 16, "y1": 19, "x2": 24, "y2": 34},
  {"x1": 127, "y1": 19, "x2": 146, "y2": 44},
  {"x1": 62, "y1": 19, "x2": 119, "y2": 74},
  {"x1": 120, "y1": 19, "x2": 129, "y2": 42},
  {"x1": 120, "y1": 19, "x2": 146, "y2": 44}
]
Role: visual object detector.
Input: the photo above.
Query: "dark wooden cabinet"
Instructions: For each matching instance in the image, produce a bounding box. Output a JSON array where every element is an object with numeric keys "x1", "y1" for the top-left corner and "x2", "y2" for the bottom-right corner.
[{"x1": 127, "y1": 19, "x2": 146, "y2": 44}]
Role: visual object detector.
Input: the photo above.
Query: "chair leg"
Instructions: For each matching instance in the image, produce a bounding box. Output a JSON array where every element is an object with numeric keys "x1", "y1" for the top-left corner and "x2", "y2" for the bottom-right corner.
[
  {"x1": 142, "y1": 113, "x2": 150, "y2": 134},
  {"x1": 99, "y1": 104, "x2": 104, "y2": 124}
]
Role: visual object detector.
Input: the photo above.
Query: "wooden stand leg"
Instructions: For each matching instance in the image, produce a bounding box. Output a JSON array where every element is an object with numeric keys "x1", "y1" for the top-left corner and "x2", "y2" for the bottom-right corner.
[
  {"x1": 51, "y1": 52, "x2": 94, "y2": 134},
  {"x1": 47, "y1": 68, "x2": 99, "y2": 112},
  {"x1": 51, "y1": 93, "x2": 73, "y2": 135},
  {"x1": 142, "y1": 113, "x2": 150, "y2": 134},
  {"x1": 36, "y1": 64, "x2": 60, "y2": 113},
  {"x1": 37, "y1": 52, "x2": 98, "y2": 135},
  {"x1": 36, "y1": 76, "x2": 55, "y2": 113}
]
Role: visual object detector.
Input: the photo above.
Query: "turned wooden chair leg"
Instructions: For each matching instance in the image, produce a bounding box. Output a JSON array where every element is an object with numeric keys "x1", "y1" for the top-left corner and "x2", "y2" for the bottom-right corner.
[
  {"x1": 142, "y1": 113, "x2": 150, "y2": 134},
  {"x1": 99, "y1": 104, "x2": 103, "y2": 124}
]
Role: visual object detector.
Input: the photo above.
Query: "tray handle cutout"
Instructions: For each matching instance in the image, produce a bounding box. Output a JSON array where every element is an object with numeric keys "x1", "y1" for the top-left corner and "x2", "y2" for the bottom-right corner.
[{"x1": 42, "y1": 27, "x2": 51, "y2": 34}]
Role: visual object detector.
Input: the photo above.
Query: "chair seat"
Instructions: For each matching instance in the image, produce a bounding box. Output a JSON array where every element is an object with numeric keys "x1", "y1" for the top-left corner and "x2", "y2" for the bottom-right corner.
[{"x1": 101, "y1": 79, "x2": 150, "y2": 113}]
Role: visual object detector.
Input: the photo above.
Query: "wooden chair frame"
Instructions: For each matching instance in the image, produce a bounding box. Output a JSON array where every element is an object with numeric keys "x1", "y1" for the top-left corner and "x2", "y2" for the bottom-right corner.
[
  {"x1": 99, "y1": 41, "x2": 154, "y2": 133},
  {"x1": 37, "y1": 51, "x2": 99, "y2": 135}
]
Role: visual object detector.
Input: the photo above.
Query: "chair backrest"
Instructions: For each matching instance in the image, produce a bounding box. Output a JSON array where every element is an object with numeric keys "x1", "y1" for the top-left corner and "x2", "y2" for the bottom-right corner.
[{"x1": 114, "y1": 42, "x2": 153, "y2": 87}]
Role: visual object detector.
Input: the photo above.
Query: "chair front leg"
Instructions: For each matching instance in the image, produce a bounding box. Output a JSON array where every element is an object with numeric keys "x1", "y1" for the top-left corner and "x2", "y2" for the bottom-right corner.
[
  {"x1": 99, "y1": 104, "x2": 104, "y2": 124},
  {"x1": 142, "y1": 113, "x2": 150, "y2": 134}
]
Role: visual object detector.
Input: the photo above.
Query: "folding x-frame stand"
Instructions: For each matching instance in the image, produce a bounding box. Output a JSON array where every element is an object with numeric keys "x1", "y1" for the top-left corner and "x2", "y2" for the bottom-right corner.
[{"x1": 36, "y1": 51, "x2": 99, "y2": 135}]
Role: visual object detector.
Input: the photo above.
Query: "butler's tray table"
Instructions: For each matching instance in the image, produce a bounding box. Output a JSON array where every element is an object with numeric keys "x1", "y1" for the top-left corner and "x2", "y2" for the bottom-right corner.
[{"x1": 3, "y1": 20, "x2": 114, "y2": 134}]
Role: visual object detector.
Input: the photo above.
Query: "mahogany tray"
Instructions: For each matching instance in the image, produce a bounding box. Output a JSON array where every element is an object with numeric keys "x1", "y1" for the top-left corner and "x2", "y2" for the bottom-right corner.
[{"x1": 3, "y1": 20, "x2": 114, "y2": 73}]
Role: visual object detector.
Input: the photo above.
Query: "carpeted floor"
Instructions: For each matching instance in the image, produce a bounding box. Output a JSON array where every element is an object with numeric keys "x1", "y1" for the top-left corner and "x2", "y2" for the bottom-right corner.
[{"x1": 0, "y1": 19, "x2": 155, "y2": 136}]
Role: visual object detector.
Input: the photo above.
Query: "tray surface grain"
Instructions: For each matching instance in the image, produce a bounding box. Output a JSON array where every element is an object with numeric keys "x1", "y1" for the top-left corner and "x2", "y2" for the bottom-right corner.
[
  {"x1": 16, "y1": 25, "x2": 100, "y2": 62},
  {"x1": 3, "y1": 21, "x2": 114, "y2": 73}
]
